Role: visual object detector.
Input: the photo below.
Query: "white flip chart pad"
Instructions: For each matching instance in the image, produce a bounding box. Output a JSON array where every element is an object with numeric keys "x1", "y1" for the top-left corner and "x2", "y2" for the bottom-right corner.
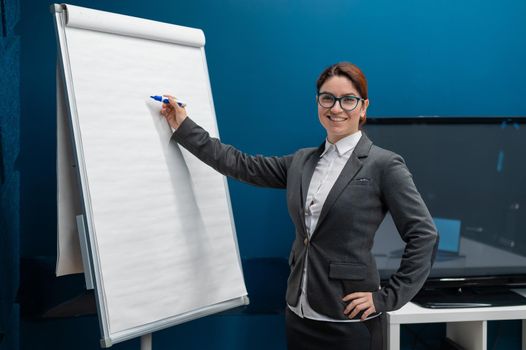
[{"x1": 53, "y1": 4, "x2": 248, "y2": 347}]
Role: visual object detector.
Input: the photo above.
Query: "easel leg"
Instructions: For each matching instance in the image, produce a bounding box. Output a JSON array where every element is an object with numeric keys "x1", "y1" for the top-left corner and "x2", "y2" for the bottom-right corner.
[{"x1": 141, "y1": 334, "x2": 152, "y2": 350}]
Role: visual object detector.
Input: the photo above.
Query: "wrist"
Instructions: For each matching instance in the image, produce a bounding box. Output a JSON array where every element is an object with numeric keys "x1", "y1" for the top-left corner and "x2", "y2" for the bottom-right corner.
[
  {"x1": 172, "y1": 115, "x2": 188, "y2": 132},
  {"x1": 170, "y1": 115, "x2": 188, "y2": 131}
]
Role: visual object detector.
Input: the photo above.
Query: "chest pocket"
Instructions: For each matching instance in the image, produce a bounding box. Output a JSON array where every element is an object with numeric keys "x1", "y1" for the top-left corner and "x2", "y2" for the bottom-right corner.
[{"x1": 350, "y1": 177, "x2": 373, "y2": 186}]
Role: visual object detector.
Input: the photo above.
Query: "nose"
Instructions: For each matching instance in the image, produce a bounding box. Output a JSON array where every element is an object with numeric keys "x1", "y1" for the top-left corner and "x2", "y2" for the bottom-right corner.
[{"x1": 330, "y1": 100, "x2": 344, "y2": 113}]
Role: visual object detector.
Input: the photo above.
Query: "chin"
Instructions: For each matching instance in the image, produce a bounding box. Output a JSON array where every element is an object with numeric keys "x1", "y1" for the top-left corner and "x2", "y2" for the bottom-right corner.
[{"x1": 327, "y1": 127, "x2": 358, "y2": 140}]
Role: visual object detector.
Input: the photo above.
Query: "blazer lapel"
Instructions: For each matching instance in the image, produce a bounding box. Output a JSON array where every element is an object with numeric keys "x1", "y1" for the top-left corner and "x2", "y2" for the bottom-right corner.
[
  {"x1": 299, "y1": 143, "x2": 324, "y2": 233},
  {"x1": 301, "y1": 148, "x2": 322, "y2": 206},
  {"x1": 311, "y1": 133, "x2": 373, "y2": 237}
]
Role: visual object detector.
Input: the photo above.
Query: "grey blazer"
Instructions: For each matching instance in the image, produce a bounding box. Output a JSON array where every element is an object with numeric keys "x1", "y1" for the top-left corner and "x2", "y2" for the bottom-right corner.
[{"x1": 172, "y1": 117, "x2": 439, "y2": 319}]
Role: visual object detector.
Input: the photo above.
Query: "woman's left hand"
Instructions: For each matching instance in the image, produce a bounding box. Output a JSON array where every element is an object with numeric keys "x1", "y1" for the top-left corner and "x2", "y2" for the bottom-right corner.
[{"x1": 342, "y1": 292, "x2": 376, "y2": 321}]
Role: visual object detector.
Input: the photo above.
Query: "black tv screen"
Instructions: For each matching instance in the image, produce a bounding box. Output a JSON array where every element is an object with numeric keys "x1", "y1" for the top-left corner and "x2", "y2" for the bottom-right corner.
[{"x1": 366, "y1": 118, "x2": 526, "y2": 286}]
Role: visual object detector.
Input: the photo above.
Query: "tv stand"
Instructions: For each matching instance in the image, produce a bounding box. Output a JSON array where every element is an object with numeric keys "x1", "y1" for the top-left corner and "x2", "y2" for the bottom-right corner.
[
  {"x1": 387, "y1": 288, "x2": 526, "y2": 350},
  {"x1": 412, "y1": 286, "x2": 526, "y2": 309}
]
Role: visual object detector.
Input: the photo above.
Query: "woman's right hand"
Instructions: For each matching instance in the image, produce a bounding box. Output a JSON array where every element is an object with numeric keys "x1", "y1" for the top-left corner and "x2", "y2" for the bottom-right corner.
[{"x1": 160, "y1": 94, "x2": 188, "y2": 131}]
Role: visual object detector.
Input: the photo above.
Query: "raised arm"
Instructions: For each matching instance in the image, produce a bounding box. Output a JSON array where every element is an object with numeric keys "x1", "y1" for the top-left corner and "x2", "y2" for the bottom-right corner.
[
  {"x1": 171, "y1": 117, "x2": 291, "y2": 188},
  {"x1": 158, "y1": 94, "x2": 291, "y2": 188}
]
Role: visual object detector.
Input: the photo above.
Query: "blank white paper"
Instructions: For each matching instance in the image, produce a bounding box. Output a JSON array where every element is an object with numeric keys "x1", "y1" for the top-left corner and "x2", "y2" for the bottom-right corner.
[{"x1": 57, "y1": 5, "x2": 247, "y2": 339}]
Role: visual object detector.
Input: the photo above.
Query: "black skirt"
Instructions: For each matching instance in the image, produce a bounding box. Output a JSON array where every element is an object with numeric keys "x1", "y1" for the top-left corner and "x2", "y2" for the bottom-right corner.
[{"x1": 285, "y1": 308, "x2": 386, "y2": 350}]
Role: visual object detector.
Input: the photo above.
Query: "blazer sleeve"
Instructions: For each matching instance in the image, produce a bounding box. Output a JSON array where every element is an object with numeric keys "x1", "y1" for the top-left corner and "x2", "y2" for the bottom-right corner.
[
  {"x1": 170, "y1": 117, "x2": 292, "y2": 189},
  {"x1": 372, "y1": 153, "x2": 439, "y2": 312}
]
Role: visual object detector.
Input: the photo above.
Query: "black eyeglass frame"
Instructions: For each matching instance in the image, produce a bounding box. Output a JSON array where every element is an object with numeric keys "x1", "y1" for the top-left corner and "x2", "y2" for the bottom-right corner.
[{"x1": 316, "y1": 92, "x2": 366, "y2": 112}]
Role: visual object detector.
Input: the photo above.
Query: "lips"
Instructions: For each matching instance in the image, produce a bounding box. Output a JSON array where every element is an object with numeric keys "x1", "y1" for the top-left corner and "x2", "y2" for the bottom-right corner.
[{"x1": 327, "y1": 115, "x2": 348, "y2": 122}]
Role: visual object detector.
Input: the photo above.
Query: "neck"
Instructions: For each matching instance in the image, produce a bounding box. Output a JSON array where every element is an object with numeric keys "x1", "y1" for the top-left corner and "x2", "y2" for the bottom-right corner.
[{"x1": 327, "y1": 130, "x2": 360, "y2": 144}]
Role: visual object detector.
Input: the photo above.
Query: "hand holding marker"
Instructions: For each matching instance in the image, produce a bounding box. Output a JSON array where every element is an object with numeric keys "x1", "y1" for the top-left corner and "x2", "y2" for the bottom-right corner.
[
  {"x1": 155, "y1": 95, "x2": 188, "y2": 130},
  {"x1": 150, "y1": 95, "x2": 186, "y2": 107}
]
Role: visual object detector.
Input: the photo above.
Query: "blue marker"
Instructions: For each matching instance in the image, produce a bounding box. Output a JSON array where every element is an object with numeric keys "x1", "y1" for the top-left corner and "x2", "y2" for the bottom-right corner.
[{"x1": 150, "y1": 95, "x2": 186, "y2": 107}]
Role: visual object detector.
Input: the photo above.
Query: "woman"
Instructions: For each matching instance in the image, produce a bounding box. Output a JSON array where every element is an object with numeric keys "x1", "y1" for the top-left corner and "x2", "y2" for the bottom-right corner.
[{"x1": 161, "y1": 62, "x2": 439, "y2": 350}]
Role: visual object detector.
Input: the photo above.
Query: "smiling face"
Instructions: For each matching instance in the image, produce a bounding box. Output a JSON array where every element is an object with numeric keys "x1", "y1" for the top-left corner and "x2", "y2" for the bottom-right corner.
[{"x1": 317, "y1": 75, "x2": 369, "y2": 143}]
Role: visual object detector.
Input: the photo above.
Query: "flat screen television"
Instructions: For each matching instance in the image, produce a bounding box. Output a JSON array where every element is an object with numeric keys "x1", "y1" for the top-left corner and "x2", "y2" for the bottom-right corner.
[{"x1": 366, "y1": 117, "x2": 526, "y2": 308}]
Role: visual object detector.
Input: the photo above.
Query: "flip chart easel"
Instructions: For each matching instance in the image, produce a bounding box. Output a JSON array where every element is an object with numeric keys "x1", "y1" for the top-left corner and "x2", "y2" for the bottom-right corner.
[{"x1": 52, "y1": 3, "x2": 249, "y2": 347}]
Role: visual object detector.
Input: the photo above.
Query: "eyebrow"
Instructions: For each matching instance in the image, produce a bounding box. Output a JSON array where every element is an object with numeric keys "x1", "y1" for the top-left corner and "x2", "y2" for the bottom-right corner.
[{"x1": 319, "y1": 91, "x2": 361, "y2": 98}]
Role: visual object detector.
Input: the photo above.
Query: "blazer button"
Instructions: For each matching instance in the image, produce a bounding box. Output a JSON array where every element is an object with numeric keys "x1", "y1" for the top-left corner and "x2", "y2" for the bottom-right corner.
[{"x1": 304, "y1": 238, "x2": 308, "y2": 246}]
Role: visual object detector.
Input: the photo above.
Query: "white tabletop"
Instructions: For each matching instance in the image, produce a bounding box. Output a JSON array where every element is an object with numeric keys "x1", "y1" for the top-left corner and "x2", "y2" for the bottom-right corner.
[{"x1": 388, "y1": 289, "x2": 526, "y2": 325}]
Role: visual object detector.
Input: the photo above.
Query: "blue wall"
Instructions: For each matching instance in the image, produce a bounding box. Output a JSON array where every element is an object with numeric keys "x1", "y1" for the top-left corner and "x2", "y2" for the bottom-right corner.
[
  {"x1": 0, "y1": 0, "x2": 20, "y2": 348},
  {"x1": 10, "y1": 0, "x2": 526, "y2": 349}
]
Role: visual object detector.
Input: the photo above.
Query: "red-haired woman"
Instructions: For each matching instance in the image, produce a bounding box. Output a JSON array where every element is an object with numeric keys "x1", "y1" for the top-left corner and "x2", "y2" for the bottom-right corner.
[{"x1": 161, "y1": 62, "x2": 438, "y2": 350}]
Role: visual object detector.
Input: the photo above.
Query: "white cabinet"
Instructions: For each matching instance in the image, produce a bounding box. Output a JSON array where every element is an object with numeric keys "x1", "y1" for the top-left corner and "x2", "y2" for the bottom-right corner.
[{"x1": 387, "y1": 289, "x2": 526, "y2": 350}]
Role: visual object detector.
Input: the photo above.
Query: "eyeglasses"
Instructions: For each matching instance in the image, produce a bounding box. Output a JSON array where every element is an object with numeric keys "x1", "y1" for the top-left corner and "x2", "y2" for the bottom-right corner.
[{"x1": 317, "y1": 92, "x2": 365, "y2": 112}]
